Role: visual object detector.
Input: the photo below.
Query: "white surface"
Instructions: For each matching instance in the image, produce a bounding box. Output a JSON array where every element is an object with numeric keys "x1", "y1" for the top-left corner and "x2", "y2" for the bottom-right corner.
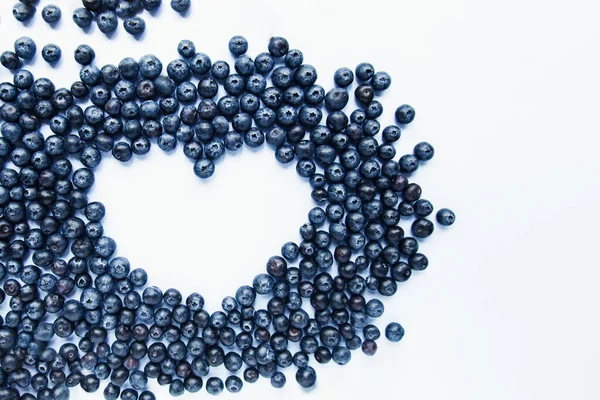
[{"x1": 1, "y1": 0, "x2": 600, "y2": 399}]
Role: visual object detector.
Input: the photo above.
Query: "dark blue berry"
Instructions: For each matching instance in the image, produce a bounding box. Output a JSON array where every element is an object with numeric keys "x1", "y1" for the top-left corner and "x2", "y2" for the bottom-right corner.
[
  {"x1": 42, "y1": 5, "x2": 62, "y2": 24},
  {"x1": 97, "y1": 11, "x2": 118, "y2": 34},
  {"x1": 395, "y1": 104, "x2": 416, "y2": 124},
  {"x1": 356, "y1": 62, "x2": 375, "y2": 81},
  {"x1": 14, "y1": 37, "x2": 36, "y2": 61},
  {"x1": 171, "y1": 0, "x2": 190, "y2": 12},
  {"x1": 385, "y1": 322, "x2": 405, "y2": 342},
  {"x1": 13, "y1": 3, "x2": 35, "y2": 22},
  {"x1": 0, "y1": 52, "x2": 21, "y2": 70},
  {"x1": 229, "y1": 35, "x2": 249, "y2": 56},
  {"x1": 436, "y1": 208, "x2": 455, "y2": 226},
  {"x1": 334, "y1": 67, "x2": 354, "y2": 87},
  {"x1": 371, "y1": 71, "x2": 391, "y2": 91},
  {"x1": 193, "y1": 158, "x2": 215, "y2": 179},
  {"x1": 268, "y1": 37, "x2": 289, "y2": 57},
  {"x1": 296, "y1": 366, "x2": 317, "y2": 388},
  {"x1": 124, "y1": 17, "x2": 146, "y2": 36},
  {"x1": 414, "y1": 141, "x2": 434, "y2": 160},
  {"x1": 41, "y1": 44, "x2": 61, "y2": 63}
]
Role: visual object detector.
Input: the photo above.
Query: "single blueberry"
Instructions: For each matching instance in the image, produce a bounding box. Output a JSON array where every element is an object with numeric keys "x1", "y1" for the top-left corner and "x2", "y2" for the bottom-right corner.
[
  {"x1": 14, "y1": 37, "x2": 36, "y2": 61},
  {"x1": 41, "y1": 44, "x2": 62, "y2": 64},
  {"x1": 171, "y1": 0, "x2": 191, "y2": 13},
  {"x1": 42, "y1": 5, "x2": 62, "y2": 24},
  {"x1": 436, "y1": 208, "x2": 456, "y2": 226}
]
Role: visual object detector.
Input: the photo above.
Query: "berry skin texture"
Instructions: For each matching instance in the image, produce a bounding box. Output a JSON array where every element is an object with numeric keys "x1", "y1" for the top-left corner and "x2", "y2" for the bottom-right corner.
[
  {"x1": 171, "y1": 0, "x2": 191, "y2": 13},
  {"x1": 14, "y1": 37, "x2": 36, "y2": 60},
  {"x1": 371, "y1": 71, "x2": 392, "y2": 91},
  {"x1": 74, "y1": 44, "x2": 95, "y2": 66},
  {"x1": 0, "y1": 52, "x2": 21, "y2": 70},
  {"x1": 193, "y1": 158, "x2": 215, "y2": 179},
  {"x1": 41, "y1": 44, "x2": 62, "y2": 64},
  {"x1": 124, "y1": 17, "x2": 146, "y2": 36},
  {"x1": 178, "y1": 40, "x2": 196, "y2": 58},
  {"x1": 229, "y1": 35, "x2": 249, "y2": 56},
  {"x1": 385, "y1": 322, "x2": 405, "y2": 342},
  {"x1": 73, "y1": 8, "x2": 94, "y2": 28},
  {"x1": 334, "y1": 67, "x2": 354, "y2": 88},
  {"x1": 42, "y1": 5, "x2": 62, "y2": 24},
  {"x1": 412, "y1": 218, "x2": 435, "y2": 238},
  {"x1": 97, "y1": 11, "x2": 118, "y2": 34},
  {"x1": 356, "y1": 62, "x2": 375, "y2": 81},
  {"x1": 436, "y1": 208, "x2": 456, "y2": 226},
  {"x1": 414, "y1": 141, "x2": 434, "y2": 161},
  {"x1": 395, "y1": 104, "x2": 416, "y2": 124},
  {"x1": 13, "y1": 3, "x2": 36, "y2": 22},
  {"x1": 296, "y1": 366, "x2": 317, "y2": 388},
  {"x1": 268, "y1": 37, "x2": 290, "y2": 57}
]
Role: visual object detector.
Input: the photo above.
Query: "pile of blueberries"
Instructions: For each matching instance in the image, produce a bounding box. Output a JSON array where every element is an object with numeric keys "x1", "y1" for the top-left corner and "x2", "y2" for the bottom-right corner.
[
  {"x1": 13, "y1": 1, "x2": 191, "y2": 36},
  {"x1": 0, "y1": 32, "x2": 456, "y2": 399}
]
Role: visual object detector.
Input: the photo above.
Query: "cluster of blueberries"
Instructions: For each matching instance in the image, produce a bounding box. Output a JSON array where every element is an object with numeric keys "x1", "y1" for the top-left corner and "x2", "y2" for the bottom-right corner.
[
  {"x1": 1, "y1": 36, "x2": 63, "y2": 69},
  {"x1": 0, "y1": 31, "x2": 456, "y2": 399},
  {"x1": 13, "y1": 0, "x2": 191, "y2": 37},
  {"x1": 12, "y1": 2, "x2": 62, "y2": 25}
]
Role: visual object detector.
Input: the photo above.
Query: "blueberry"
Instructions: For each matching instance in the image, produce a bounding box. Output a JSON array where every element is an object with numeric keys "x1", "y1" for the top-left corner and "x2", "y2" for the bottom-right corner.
[
  {"x1": 268, "y1": 36, "x2": 289, "y2": 57},
  {"x1": 371, "y1": 71, "x2": 392, "y2": 90},
  {"x1": 325, "y1": 88, "x2": 349, "y2": 111},
  {"x1": 189, "y1": 52, "x2": 212, "y2": 75},
  {"x1": 142, "y1": 0, "x2": 162, "y2": 11},
  {"x1": 124, "y1": 17, "x2": 146, "y2": 36},
  {"x1": 169, "y1": 379, "x2": 184, "y2": 396},
  {"x1": 41, "y1": 44, "x2": 61, "y2": 64},
  {"x1": 361, "y1": 339, "x2": 378, "y2": 356},
  {"x1": 395, "y1": 104, "x2": 416, "y2": 124},
  {"x1": 354, "y1": 63, "x2": 373, "y2": 82},
  {"x1": 255, "y1": 52, "x2": 275, "y2": 74},
  {"x1": 382, "y1": 125, "x2": 401, "y2": 143},
  {"x1": 177, "y1": 40, "x2": 196, "y2": 58},
  {"x1": 412, "y1": 142, "x2": 435, "y2": 163},
  {"x1": 399, "y1": 154, "x2": 419, "y2": 173},
  {"x1": 42, "y1": 5, "x2": 62, "y2": 24},
  {"x1": 411, "y1": 218, "x2": 434, "y2": 238},
  {"x1": 229, "y1": 35, "x2": 249, "y2": 56},
  {"x1": 205, "y1": 377, "x2": 224, "y2": 395},
  {"x1": 14, "y1": 37, "x2": 36, "y2": 60},
  {"x1": 73, "y1": 45, "x2": 95, "y2": 66},
  {"x1": 285, "y1": 49, "x2": 304, "y2": 68},
  {"x1": 296, "y1": 366, "x2": 317, "y2": 388},
  {"x1": 385, "y1": 322, "x2": 405, "y2": 342},
  {"x1": 225, "y1": 375, "x2": 243, "y2": 393},
  {"x1": 193, "y1": 158, "x2": 215, "y2": 179},
  {"x1": 436, "y1": 208, "x2": 456, "y2": 226},
  {"x1": 139, "y1": 54, "x2": 163, "y2": 78},
  {"x1": 414, "y1": 199, "x2": 433, "y2": 217},
  {"x1": 332, "y1": 346, "x2": 351, "y2": 365},
  {"x1": 334, "y1": 67, "x2": 354, "y2": 87},
  {"x1": 13, "y1": 3, "x2": 36, "y2": 22},
  {"x1": 171, "y1": 0, "x2": 191, "y2": 13},
  {"x1": 97, "y1": 11, "x2": 118, "y2": 34},
  {"x1": 270, "y1": 372, "x2": 286, "y2": 388},
  {"x1": 0, "y1": 52, "x2": 21, "y2": 70},
  {"x1": 355, "y1": 83, "x2": 374, "y2": 104},
  {"x1": 235, "y1": 55, "x2": 255, "y2": 76},
  {"x1": 272, "y1": 66, "x2": 293, "y2": 88},
  {"x1": 167, "y1": 59, "x2": 191, "y2": 82},
  {"x1": 73, "y1": 8, "x2": 94, "y2": 28},
  {"x1": 295, "y1": 64, "x2": 318, "y2": 87}
]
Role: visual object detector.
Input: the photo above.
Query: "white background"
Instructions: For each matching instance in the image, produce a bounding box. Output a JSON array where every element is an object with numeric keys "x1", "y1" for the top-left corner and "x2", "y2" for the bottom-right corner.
[{"x1": 1, "y1": 0, "x2": 600, "y2": 399}]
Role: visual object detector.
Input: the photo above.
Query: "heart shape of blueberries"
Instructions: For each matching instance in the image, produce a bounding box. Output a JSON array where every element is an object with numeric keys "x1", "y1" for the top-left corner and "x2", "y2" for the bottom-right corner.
[{"x1": 0, "y1": 35, "x2": 455, "y2": 399}]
